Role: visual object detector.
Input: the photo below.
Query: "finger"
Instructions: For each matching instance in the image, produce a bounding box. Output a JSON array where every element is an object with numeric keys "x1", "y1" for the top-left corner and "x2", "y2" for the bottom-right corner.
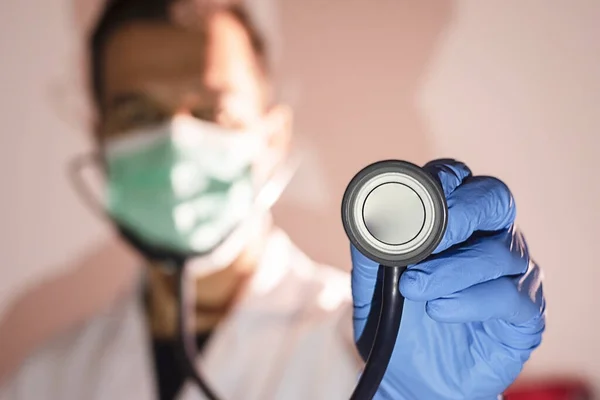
[
  {"x1": 400, "y1": 229, "x2": 529, "y2": 301},
  {"x1": 423, "y1": 159, "x2": 472, "y2": 197},
  {"x1": 482, "y1": 260, "x2": 546, "y2": 350},
  {"x1": 425, "y1": 271, "x2": 542, "y2": 325},
  {"x1": 435, "y1": 176, "x2": 516, "y2": 253}
]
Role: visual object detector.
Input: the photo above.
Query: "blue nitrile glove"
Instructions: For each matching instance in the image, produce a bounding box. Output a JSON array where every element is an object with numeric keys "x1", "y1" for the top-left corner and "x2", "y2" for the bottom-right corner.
[{"x1": 351, "y1": 159, "x2": 545, "y2": 400}]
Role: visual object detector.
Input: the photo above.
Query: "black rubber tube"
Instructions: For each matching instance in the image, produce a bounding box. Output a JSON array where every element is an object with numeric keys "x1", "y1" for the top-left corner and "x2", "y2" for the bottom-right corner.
[
  {"x1": 350, "y1": 265, "x2": 406, "y2": 400},
  {"x1": 175, "y1": 266, "x2": 220, "y2": 400}
]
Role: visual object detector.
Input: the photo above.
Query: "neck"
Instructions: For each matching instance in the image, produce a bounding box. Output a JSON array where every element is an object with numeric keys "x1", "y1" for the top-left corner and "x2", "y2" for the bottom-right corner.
[{"x1": 146, "y1": 217, "x2": 273, "y2": 339}]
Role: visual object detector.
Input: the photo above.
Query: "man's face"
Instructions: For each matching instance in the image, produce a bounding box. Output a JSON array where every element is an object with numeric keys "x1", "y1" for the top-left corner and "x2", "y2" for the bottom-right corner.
[
  {"x1": 94, "y1": 9, "x2": 292, "y2": 262},
  {"x1": 98, "y1": 11, "x2": 279, "y2": 141}
]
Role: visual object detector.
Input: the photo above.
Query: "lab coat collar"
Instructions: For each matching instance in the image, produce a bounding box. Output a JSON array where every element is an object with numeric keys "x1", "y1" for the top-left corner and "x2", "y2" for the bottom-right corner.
[
  {"x1": 217, "y1": 226, "x2": 315, "y2": 318},
  {"x1": 179, "y1": 227, "x2": 326, "y2": 400}
]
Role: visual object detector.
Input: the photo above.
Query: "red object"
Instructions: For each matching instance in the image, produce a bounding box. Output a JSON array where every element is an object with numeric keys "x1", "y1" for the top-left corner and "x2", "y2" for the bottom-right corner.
[{"x1": 504, "y1": 378, "x2": 594, "y2": 400}]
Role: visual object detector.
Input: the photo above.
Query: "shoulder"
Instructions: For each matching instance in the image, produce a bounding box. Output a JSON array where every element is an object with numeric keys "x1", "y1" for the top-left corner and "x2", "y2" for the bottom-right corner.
[
  {"x1": 274, "y1": 228, "x2": 352, "y2": 315},
  {"x1": 263, "y1": 229, "x2": 356, "y2": 345},
  {"x1": 0, "y1": 290, "x2": 156, "y2": 400},
  {"x1": 253, "y1": 230, "x2": 361, "y2": 398}
]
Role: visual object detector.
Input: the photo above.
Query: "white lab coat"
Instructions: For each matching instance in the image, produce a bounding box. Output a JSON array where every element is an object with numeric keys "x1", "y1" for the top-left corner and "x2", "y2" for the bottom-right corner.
[{"x1": 0, "y1": 229, "x2": 362, "y2": 400}]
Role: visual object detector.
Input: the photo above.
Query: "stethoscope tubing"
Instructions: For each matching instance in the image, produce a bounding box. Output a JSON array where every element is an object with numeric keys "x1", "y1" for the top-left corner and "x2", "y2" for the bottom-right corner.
[
  {"x1": 172, "y1": 159, "x2": 446, "y2": 400},
  {"x1": 176, "y1": 265, "x2": 221, "y2": 400},
  {"x1": 350, "y1": 264, "x2": 406, "y2": 400}
]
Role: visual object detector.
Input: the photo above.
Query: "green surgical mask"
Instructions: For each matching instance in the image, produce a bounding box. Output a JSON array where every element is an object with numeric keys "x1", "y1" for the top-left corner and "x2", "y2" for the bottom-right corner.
[{"x1": 103, "y1": 115, "x2": 267, "y2": 254}]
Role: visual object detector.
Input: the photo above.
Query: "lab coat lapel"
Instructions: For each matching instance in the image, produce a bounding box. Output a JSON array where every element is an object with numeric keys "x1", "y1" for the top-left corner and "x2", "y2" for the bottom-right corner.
[{"x1": 177, "y1": 229, "x2": 316, "y2": 400}]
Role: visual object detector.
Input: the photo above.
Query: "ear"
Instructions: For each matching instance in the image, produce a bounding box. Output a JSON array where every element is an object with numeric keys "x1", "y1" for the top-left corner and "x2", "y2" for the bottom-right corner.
[{"x1": 264, "y1": 104, "x2": 293, "y2": 156}]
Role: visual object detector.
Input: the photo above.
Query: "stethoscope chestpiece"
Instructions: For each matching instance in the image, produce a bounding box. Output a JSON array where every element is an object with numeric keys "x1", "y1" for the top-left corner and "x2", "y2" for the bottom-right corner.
[{"x1": 342, "y1": 160, "x2": 448, "y2": 267}]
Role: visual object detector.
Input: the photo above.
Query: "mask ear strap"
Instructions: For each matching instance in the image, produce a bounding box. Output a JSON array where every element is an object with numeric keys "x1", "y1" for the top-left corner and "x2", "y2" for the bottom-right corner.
[{"x1": 67, "y1": 152, "x2": 110, "y2": 220}]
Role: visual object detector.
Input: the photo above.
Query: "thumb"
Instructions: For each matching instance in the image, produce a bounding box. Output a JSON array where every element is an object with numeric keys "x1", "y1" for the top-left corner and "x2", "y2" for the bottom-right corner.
[{"x1": 350, "y1": 245, "x2": 380, "y2": 336}]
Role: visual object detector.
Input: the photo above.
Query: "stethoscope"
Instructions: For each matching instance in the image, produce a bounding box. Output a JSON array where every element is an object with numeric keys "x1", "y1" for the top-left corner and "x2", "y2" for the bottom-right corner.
[
  {"x1": 341, "y1": 159, "x2": 447, "y2": 400},
  {"x1": 72, "y1": 157, "x2": 447, "y2": 400},
  {"x1": 172, "y1": 159, "x2": 448, "y2": 400},
  {"x1": 178, "y1": 160, "x2": 448, "y2": 400}
]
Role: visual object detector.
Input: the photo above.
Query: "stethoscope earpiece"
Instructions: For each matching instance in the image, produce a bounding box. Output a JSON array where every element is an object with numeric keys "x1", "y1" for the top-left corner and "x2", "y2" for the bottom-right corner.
[{"x1": 342, "y1": 160, "x2": 447, "y2": 267}]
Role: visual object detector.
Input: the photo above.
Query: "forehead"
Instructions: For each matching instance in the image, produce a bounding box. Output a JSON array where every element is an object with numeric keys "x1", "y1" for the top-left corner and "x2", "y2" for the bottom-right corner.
[{"x1": 102, "y1": 12, "x2": 264, "y2": 105}]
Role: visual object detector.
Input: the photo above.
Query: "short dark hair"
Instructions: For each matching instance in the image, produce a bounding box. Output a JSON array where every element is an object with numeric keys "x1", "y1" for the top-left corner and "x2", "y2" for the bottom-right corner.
[{"x1": 89, "y1": 0, "x2": 269, "y2": 109}]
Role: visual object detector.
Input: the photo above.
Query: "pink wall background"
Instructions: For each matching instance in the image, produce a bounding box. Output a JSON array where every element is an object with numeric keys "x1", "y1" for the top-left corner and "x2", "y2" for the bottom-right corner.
[
  {"x1": 272, "y1": 0, "x2": 449, "y2": 270},
  {"x1": 1, "y1": 0, "x2": 599, "y2": 391}
]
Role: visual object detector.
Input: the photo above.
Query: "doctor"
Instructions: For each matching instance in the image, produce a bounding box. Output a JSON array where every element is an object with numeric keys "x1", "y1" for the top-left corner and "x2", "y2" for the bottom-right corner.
[{"x1": 0, "y1": 0, "x2": 545, "y2": 399}]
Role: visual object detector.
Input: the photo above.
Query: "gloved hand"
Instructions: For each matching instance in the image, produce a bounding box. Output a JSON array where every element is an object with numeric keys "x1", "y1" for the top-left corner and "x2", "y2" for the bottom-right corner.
[{"x1": 351, "y1": 159, "x2": 545, "y2": 400}]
